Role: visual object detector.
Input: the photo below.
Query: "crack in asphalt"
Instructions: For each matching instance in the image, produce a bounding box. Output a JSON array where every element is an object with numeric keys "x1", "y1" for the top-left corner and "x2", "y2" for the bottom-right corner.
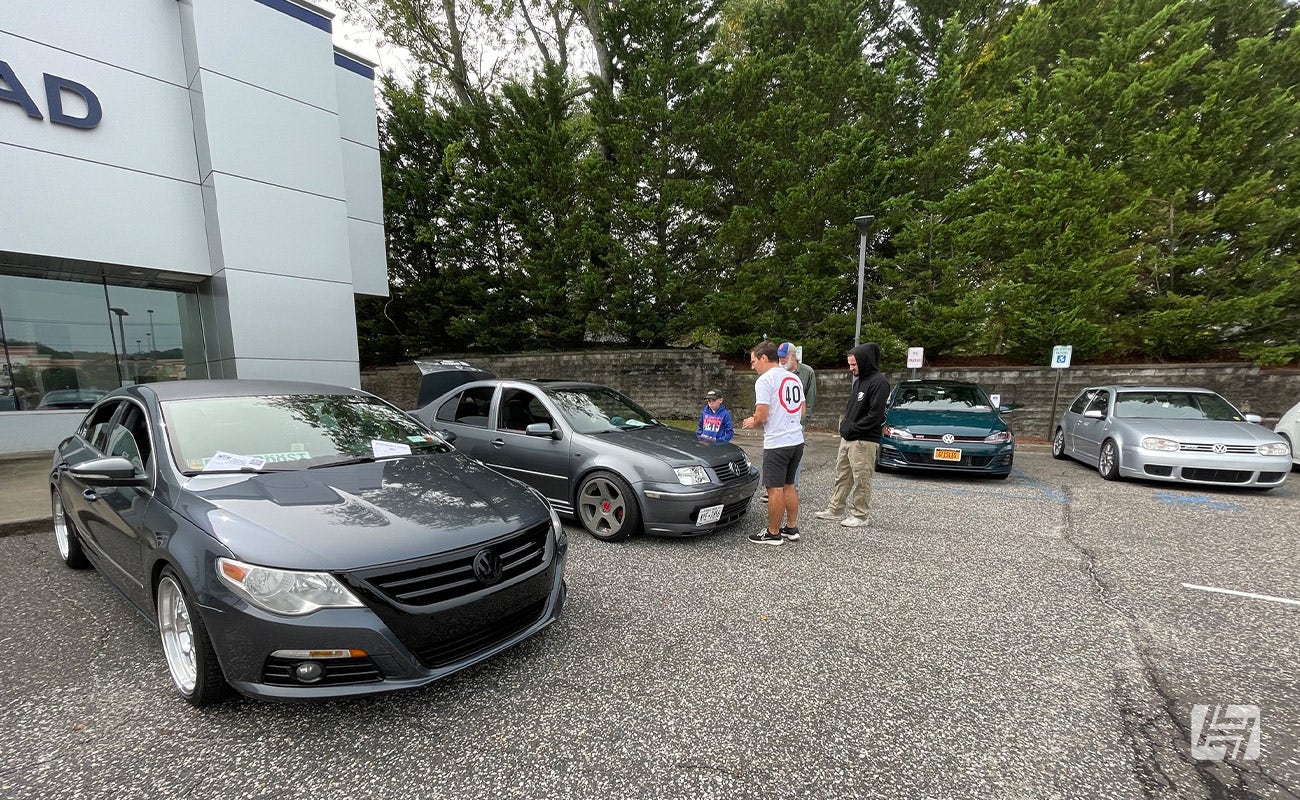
[{"x1": 1060, "y1": 484, "x2": 1299, "y2": 800}]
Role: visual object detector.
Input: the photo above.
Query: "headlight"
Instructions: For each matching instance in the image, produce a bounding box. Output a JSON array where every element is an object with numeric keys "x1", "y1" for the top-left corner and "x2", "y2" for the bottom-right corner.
[
  {"x1": 549, "y1": 505, "x2": 568, "y2": 555},
  {"x1": 216, "y1": 558, "x2": 363, "y2": 616},
  {"x1": 984, "y1": 430, "x2": 1012, "y2": 444},
  {"x1": 1140, "y1": 436, "x2": 1180, "y2": 452},
  {"x1": 674, "y1": 466, "x2": 712, "y2": 486},
  {"x1": 1258, "y1": 441, "x2": 1291, "y2": 456},
  {"x1": 883, "y1": 425, "x2": 913, "y2": 440}
]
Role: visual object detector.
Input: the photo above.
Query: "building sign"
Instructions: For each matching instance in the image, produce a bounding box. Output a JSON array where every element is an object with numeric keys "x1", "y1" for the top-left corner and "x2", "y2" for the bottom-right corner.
[{"x1": 0, "y1": 60, "x2": 102, "y2": 129}]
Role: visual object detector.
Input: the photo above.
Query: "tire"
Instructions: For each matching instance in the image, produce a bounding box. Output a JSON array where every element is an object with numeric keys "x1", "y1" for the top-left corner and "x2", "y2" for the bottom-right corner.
[
  {"x1": 156, "y1": 568, "x2": 227, "y2": 706},
  {"x1": 576, "y1": 472, "x2": 640, "y2": 542},
  {"x1": 1098, "y1": 439, "x2": 1121, "y2": 481},
  {"x1": 52, "y1": 490, "x2": 90, "y2": 569},
  {"x1": 1051, "y1": 428, "x2": 1068, "y2": 460},
  {"x1": 1280, "y1": 434, "x2": 1299, "y2": 473}
]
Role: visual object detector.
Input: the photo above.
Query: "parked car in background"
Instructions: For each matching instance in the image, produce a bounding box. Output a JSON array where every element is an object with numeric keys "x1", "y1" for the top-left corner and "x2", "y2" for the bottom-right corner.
[
  {"x1": 413, "y1": 370, "x2": 760, "y2": 541},
  {"x1": 37, "y1": 389, "x2": 106, "y2": 410},
  {"x1": 1274, "y1": 399, "x2": 1300, "y2": 471},
  {"x1": 51, "y1": 380, "x2": 566, "y2": 705},
  {"x1": 1052, "y1": 386, "x2": 1290, "y2": 488},
  {"x1": 876, "y1": 379, "x2": 1015, "y2": 479}
]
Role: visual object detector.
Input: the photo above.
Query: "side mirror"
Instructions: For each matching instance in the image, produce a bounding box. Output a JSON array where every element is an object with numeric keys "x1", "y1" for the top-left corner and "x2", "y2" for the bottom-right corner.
[
  {"x1": 526, "y1": 422, "x2": 560, "y2": 440},
  {"x1": 70, "y1": 457, "x2": 147, "y2": 487},
  {"x1": 1083, "y1": 409, "x2": 1104, "y2": 420},
  {"x1": 435, "y1": 429, "x2": 458, "y2": 444},
  {"x1": 1244, "y1": 413, "x2": 1262, "y2": 424},
  {"x1": 998, "y1": 405, "x2": 1014, "y2": 413}
]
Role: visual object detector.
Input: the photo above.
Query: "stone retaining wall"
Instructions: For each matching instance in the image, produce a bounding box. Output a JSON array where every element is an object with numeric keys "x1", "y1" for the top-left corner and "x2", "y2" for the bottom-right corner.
[{"x1": 361, "y1": 353, "x2": 1300, "y2": 440}]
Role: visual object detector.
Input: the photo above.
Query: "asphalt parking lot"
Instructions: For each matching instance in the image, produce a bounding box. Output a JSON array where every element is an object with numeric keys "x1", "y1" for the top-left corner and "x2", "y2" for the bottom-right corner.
[{"x1": 1, "y1": 445, "x2": 1296, "y2": 800}]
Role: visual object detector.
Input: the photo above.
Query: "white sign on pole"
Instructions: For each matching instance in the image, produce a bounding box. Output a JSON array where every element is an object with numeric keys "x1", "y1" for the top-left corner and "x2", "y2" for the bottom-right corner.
[
  {"x1": 1051, "y1": 345, "x2": 1073, "y2": 369},
  {"x1": 989, "y1": 393, "x2": 1001, "y2": 408},
  {"x1": 906, "y1": 347, "x2": 924, "y2": 369}
]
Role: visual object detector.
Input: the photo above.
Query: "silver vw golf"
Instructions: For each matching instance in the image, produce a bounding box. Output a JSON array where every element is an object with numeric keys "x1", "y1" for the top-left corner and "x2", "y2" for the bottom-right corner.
[{"x1": 1052, "y1": 385, "x2": 1290, "y2": 489}]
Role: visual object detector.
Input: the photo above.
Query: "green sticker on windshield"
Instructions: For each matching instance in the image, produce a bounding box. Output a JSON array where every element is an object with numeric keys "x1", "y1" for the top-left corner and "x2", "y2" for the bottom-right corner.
[{"x1": 252, "y1": 452, "x2": 313, "y2": 462}]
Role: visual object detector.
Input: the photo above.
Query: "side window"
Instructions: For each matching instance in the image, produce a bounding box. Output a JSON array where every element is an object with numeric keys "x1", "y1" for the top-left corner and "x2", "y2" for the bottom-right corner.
[
  {"x1": 80, "y1": 401, "x2": 123, "y2": 453},
  {"x1": 1068, "y1": 390, "x2": 1096, "y2": 415},
  {"x1": 105, "y1": 423, "x2": 145, "y2": 476},
  {"x1": 1084, "y1": 390, "x2": 1111, "y2": 416},
  {"x1": 499, "y1": 389, "x2": 549, "y2": 432},
  {"x1": 117, "y1": 403, "x2": 153, "y2": 474},
  {"x1": 441, "y1": 387, "x2": 493, "y2": 427}
]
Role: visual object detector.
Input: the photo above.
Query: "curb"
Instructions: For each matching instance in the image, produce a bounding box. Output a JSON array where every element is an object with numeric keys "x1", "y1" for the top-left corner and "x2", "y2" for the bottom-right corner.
[{"x1": 0, "y1": 518, "x2": 50, "y2": 538}]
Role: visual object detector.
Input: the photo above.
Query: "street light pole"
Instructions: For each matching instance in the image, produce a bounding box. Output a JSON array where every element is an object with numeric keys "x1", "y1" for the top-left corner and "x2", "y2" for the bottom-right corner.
[
  {"x1": 147, "y1": 309, "x2": 155, "y2": 352},
  {"x1": 853, "y1": 215, "x2": 876, "y2": 347},
  {"x1": 109, "y1": 307, "x2": 129, "y2": 384}
]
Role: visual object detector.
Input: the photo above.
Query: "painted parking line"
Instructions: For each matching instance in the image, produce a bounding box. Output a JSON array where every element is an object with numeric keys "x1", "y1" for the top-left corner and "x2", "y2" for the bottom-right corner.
[
  {"x1": 1155, "y1": 493, "x2": 1243, "y2": 512},
  {"x1": 1182, "y1": 583, "x2": 1300, "y2": 608}
]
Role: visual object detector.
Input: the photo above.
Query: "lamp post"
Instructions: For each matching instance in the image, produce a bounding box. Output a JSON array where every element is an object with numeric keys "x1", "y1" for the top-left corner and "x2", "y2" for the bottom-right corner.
[
  {"x1": 147, "y1": 309, "x2": 156, "y2": 351},
  {"x1": 108, "y1": 307, "x2": 129, "y2": 385},
  {"x1": 853, "y1": 215, "x2": 876, "y2": 347}
]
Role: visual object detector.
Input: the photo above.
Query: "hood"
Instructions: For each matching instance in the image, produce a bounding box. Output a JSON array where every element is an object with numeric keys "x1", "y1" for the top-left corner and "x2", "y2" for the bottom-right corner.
[
  {"x1": 585, "y1": 424, "x2": 748, "y2": 468},
  {"x1": 886, "y1": 407, "x2": 1007, "y2": 436},
  {"x1": 173, "y1": 453, "x2": 549, "y2": 571},
  {"x1": 1126, "y1": 419, "x2": 1285, "y2": 445},
  {"x1": 851, "y1": 343, "x2": 881, "y2": 375}
]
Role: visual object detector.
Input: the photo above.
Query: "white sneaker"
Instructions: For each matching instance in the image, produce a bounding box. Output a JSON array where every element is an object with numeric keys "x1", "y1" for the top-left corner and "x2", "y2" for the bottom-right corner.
[
  {"x1": 813, "y1": 510, "x2": 841, "y2": 520},
  {"x1": 839, "y1": 516, "x2": 868, "y2": 528}
]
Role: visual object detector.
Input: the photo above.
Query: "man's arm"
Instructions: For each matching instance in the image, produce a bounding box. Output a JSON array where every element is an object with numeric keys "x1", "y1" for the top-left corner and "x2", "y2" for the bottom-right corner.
[{"x1": 743, "y1": 403, "x2": 769, "y2": 429}]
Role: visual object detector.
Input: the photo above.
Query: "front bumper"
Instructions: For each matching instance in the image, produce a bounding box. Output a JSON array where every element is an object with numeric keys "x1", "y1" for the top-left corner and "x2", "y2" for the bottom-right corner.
[
  {"x1": 1119, "y1": 447, "x2": 1290, "y2": 487},
  {"x1": 199, "y1": 553, "x2": 566, "y2": 701},
  {"x1": 878, "y1": 438, "x2": 1014, "y2": 475},
  {"x1": 638, "y1": 466, "x2": 760, "y2": 536}
]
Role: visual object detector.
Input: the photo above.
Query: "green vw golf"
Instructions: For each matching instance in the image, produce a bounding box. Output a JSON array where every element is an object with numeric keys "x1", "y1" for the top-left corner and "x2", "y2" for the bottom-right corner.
[{"x1": 876, "y1": 380, "x2": 1015, "y2": 479}]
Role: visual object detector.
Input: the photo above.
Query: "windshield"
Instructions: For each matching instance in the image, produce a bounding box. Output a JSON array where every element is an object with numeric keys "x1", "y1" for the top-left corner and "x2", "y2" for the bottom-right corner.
[
  {"x1": 891, "y1": 383, "x2": 993, "y2": 412},
  {"x1": 545, "y1": 387, "x2": 658, "y2": 434},
  {"x1": 163, "y1": 394, "x2": 452, "y2": 473},
  {"x1": 1113, "y1": 391, "x2": 1244, "y2": 421}
]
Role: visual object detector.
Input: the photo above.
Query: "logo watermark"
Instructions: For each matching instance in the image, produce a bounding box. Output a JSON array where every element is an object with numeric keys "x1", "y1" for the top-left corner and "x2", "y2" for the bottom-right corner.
[{"x1": 1190, "y1": 705, "x2": 1260, "y2": 761}]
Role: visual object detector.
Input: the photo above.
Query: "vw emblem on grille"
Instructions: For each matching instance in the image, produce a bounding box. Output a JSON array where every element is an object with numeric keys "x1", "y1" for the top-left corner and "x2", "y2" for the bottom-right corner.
[
  {"x1": 472, "y1": 549, "x2": 503, "y2": 586},
  {"x1": 728, "y1": 461, "x2": 741, "y2": 477},
  {"x1": 1211, "y1": 443, "x2": 1227, "y2": 455},
  {"x1": 942, "y1": 433, "x2": 956, "y2": 444}
]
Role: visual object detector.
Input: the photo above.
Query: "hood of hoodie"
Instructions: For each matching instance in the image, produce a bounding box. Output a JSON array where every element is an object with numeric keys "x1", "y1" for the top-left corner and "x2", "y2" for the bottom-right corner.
[{"x1": 851, "y1": 343, "x2": 881, "y2": 376}]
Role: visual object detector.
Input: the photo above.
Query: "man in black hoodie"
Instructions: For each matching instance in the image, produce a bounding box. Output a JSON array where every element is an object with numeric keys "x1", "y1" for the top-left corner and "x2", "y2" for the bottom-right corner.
[{"x1": 814, "y1": 342, "x2": 889, "y2": 527}]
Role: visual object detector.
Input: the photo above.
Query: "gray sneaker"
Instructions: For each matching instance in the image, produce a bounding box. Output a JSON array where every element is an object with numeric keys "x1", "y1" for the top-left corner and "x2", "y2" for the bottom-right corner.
[
  {"x1": 839, "y1": 516, "x2": 868, "y2": 528},
  {"x1": 813, "y1": 510, "x2": 841, "y2": 520}
]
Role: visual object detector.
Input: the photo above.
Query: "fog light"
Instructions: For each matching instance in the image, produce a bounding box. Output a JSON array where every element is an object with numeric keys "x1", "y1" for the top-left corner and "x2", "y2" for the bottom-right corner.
[{"x1": 294, "y1": 661, "x2": 324, "y2": 683}]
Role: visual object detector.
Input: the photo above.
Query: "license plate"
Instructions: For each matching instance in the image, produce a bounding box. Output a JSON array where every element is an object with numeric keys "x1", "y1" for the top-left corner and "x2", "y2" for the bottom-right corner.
[
  {"x1": 933, "y1": 447, "x2": 962, "y2": 461},
  {"x1": 696, "y1": 504, "x2": 724, "y2": 525}
]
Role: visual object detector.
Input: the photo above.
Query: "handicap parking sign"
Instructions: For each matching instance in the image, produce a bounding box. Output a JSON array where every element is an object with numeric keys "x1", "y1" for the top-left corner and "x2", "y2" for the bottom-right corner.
[{"x1": 1051, "y1": 345, "x2": 1073, "y2": 369}]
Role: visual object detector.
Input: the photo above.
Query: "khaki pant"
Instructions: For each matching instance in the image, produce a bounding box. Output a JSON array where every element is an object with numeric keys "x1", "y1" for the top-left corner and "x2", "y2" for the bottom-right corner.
[{"x1": 825, "y1": 439, "x2": 878, "y2": 519}]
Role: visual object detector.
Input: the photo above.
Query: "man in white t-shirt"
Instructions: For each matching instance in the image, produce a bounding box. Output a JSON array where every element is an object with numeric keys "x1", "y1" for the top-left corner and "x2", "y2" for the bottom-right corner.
[{"x1": 741, "y1": 340, "x2": 805, "y2": 545}]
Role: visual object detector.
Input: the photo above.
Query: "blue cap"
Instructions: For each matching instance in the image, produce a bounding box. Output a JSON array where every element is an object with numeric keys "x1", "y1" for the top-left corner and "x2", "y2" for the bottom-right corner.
[{"x1": 777, "y1": 342, "x2": 794, "y2": 358}]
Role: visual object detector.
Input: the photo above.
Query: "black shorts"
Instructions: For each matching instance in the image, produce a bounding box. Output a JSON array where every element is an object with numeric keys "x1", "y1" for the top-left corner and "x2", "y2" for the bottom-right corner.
[{"x1": 762, "y1": 444, "x2": 805, "y2": 489}]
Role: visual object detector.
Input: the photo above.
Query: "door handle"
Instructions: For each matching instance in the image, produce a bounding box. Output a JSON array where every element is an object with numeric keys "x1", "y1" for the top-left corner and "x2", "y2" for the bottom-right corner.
[
  {"x1": 83, "y1": 489, "x2": 100, "y2": 502},
  {"x1": 491, "y1": 439, "x2": 505, "y2": 448}
]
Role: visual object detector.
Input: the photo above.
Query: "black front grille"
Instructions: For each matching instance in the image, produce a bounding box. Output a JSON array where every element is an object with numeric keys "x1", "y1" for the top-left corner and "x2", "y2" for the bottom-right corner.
[
  {"x1": 901, "y1": 451, "x2": 996, "y2": 468},
  {"x1": 1144, "y1": 464, "x2": 1174, "y2": 477},
  {"x1": 1182, "y1": 468, "x2": 1251, "y2": 484},
  {"x1": 415, "y1": 600, "x2": 547, "y2": 668},
  {"x1": 717, "y1": 497, "x2": 751, "y2": 526},
  {"x1": 714, "y1": 458, "x2": 752, "y2": 485},
  {"x1": 358, "y1": 522, "x2": 549, "y2": 608},
  {"x1": 262, "y1": 655, "x2": 383, "y2": 687},
  {"x1": 1258, "y1": 472, "x2": 1286, "y2": 483}
]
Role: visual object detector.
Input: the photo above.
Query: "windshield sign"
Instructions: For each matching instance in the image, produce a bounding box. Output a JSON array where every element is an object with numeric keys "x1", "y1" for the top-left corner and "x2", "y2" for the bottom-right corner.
[{"x1": 164, "y1": 394, "x2": 451, "y2": 472}]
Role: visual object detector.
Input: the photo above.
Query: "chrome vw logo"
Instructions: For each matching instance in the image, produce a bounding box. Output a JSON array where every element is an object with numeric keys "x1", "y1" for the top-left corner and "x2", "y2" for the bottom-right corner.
[
  {"x1": 472, "y1": 549, "x2": 503, "y2": 586},
  {"x1": 942, "y1": 433, "x2": 956, "y2": 444},
  {"x1": 1211, "y1": 443, "x2": 1227, "y2": 455},
  {"x1": 728, "y1": 461, "x2": 741, "y2": 477}
]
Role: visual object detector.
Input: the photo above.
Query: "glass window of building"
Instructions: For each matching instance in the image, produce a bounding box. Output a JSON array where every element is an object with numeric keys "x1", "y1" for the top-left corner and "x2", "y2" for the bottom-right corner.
[{"x1": 0, "y1": 274, "x2": 209, "y2": 412}]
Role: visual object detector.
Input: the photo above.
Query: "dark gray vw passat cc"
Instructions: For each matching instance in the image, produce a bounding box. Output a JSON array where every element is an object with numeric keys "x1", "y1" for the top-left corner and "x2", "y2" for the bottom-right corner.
[{"x1": 49, "y1": 380, "x2": 566, "y2": 705}]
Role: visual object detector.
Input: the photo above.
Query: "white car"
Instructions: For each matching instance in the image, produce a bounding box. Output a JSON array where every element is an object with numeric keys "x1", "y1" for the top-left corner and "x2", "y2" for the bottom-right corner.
[{"x1": 1275, "y1": 399, "x2": 1300, "y2": 470}]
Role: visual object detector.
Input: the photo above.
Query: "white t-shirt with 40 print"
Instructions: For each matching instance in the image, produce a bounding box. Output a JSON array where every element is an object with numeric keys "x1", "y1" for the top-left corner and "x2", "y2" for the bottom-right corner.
[{"x1": 754, "y1": 368, "x2": 805, "y2": 449}]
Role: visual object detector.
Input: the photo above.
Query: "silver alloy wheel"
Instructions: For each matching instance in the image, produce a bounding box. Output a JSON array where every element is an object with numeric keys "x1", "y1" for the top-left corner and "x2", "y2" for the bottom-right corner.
[
  {"x1": 157, "y1": 576, "x2": 198, "y2": 695},
  {"x1": 1052, "y1": 429, "x2": 1065, "y2": 457},
  {"x1": 1099, "y1": 441, "x2": 1116, "y2": 477},
  {"x1": 52, "y1": 492, "x2": 70, "y2": 560},
  {"x1": 578, "y1": 476, "x2": 626, "y2": 536}
]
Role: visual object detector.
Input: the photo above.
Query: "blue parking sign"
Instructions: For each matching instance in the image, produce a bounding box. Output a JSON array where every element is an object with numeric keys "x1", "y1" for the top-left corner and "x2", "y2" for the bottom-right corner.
[{"x1": 1051, "y1": 345, "x2": 1073, "y2": 369}]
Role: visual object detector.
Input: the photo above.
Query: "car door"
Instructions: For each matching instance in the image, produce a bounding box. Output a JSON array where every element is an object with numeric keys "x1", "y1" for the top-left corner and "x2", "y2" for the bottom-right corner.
[
  {"x1": 1072, "y1": 389, "x2": 1112, "y2": 464},
  {"x1": 429, "y1": 384, "x2": 497, "y2": 463},
  {"x1": 56, "y1": 399, "x2": 124, "y2": 562},
  {"x1": 1060, "y1": 389, "x2": 1096, "y2": 456},
  {"x1": 479, "y1": 387, "x2": 571, "y2": 504}
]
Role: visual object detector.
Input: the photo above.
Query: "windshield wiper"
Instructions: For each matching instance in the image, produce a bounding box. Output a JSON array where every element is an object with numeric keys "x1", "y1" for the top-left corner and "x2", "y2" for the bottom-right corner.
[{"x1": 306, "y1": 455, "x2": 379, "y2": 469}]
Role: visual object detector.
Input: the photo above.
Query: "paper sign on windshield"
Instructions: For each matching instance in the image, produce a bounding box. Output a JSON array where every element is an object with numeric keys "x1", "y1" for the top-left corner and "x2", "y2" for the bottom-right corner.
[
  {"x1": 203, "y1": 451, "x2": 267, "y2": 471},
  {"x1": 371, "y1": 440, "x2": 413, "y2": 457}
]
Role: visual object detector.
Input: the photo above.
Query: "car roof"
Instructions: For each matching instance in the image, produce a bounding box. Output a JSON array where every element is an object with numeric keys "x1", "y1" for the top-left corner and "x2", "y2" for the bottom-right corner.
[
  {"x1": 1094, "y1": 385, "x2": 1218, "y2": 393},
  {"x1": 895, "y1": 379, "x2": 981, "y2": 387},
  {"x1": 131, "y1": 379, "x2": 369, "y2": 401}
]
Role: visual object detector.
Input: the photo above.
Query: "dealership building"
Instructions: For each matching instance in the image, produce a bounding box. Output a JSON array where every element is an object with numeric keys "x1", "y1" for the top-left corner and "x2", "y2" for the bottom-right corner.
[{"x1": 0, "y1": 0, "x2": 387, "y2": 453}]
